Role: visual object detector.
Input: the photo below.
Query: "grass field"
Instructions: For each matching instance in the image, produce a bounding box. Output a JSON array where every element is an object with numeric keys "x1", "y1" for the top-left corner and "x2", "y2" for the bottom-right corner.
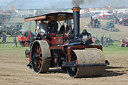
[
  {"x1": 103, "y1": 42, "x2": 128, "y2": 54},
  {"x1": 0, "y1": 40, "x2": 128, "y2": 60}
]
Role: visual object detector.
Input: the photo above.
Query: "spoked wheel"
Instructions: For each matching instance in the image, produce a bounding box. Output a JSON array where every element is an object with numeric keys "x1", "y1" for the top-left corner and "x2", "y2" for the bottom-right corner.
[
  {"x1": 32, "y1": 43, "x2": 42, "y2": 72},
  {"x1": 66, "y1": 51, "x2": 77, "y2": 77},
  {"x1": 31, "y1": 40, "x2": 51, "y2": 73}
]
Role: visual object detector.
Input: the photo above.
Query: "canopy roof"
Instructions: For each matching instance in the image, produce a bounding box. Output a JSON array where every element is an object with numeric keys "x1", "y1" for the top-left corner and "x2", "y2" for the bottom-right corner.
[{"x1": 25, "y1": 12, "x2": 73, "y2": 22}]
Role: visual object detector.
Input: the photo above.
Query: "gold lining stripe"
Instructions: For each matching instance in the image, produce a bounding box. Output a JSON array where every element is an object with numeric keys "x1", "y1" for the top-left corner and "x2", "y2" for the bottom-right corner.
[{"x1": 25, "y1": 16, "x2": 46, "y2": 22}]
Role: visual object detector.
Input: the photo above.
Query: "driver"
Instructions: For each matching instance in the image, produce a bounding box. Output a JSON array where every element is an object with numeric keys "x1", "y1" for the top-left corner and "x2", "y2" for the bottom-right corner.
[
  {"x1": 36, "y1": 20, "x2": 48, "y2": 37},
  {"x1": 59, "y1": 22, "x2": 70, "y2": 34}
]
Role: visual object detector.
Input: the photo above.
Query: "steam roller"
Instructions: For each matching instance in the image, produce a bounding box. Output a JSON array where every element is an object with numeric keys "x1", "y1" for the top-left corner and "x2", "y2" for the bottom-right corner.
[{"x1": 24, "y1": 6, "x2": 107, "y2": 78}]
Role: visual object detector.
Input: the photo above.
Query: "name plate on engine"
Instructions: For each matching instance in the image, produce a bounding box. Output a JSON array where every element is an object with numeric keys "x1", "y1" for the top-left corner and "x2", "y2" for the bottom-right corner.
[{"x1": 52, "y1": 36, "x2": 64, "y2": 45}]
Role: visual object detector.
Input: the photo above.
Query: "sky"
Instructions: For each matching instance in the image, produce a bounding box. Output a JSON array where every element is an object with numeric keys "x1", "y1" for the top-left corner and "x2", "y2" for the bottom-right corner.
[{"x1": 0, "y1": 0, "x2": 128, "y2": 9}]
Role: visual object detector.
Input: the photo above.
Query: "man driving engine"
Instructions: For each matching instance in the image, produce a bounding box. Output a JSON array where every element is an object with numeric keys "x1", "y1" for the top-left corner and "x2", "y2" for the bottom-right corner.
[{"x1": 36, "y1": 20, "x2": 48, "y2": 37}]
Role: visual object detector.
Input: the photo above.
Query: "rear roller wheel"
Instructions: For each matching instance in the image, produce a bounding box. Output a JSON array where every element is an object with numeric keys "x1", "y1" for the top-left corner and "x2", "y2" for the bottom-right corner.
[{"x1": 31, "y1": 40, "x2": 51, "y2": 73}]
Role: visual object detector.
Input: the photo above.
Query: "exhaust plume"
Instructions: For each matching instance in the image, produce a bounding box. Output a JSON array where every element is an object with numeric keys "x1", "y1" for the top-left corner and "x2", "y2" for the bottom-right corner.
[{"x1": 72, "y1": 0, "x2": 85, "y2": 7}]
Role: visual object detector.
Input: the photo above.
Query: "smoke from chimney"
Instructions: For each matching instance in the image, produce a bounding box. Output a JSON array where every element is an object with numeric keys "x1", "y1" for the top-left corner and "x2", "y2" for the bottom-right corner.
[
  {"x1": 72, "y1": 0, "x2": 124, "y2": 8},
  {"x1": 72, "y1": 0, "x2": 85, "y2": 7}
]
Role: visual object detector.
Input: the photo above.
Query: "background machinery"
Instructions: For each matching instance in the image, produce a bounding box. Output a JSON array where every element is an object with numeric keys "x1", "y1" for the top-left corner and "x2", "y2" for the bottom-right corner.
[
  {"x1": 102, "y1": 21, "x2": 119, "y2": 32},
  {"x1": 121, "y1": 38, "x2": 128, "y2": 47},
  {"x1": 18, "y1": 29, "x2": 35, "y2": 47},
  {"x1": 0, "y1": 12, "x2": 11, "y2": 36},
  {"x1": 0, "y1": 22, "x2": 23, "y2": 36},
  {"x1": 5, "y1": 23, "x2": 23, "y2": 36},
  {"x1": 25, "y1": 7, "x2": 107, "y2": 78}
]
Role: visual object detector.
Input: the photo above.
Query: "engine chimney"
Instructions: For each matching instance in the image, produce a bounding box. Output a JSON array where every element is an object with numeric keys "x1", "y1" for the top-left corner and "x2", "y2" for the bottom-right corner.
[{"x1": 72, "y1": 7, "x2": 81, "y2": 39}]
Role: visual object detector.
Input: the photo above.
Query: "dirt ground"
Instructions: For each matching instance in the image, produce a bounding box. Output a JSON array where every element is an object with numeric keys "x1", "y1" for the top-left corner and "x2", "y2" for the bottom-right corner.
[
  {"x1": 0, "y1": 48, "x2": 128, "y2": 85},
  {"x1": 0, "y1": 51, "x2": 128, "y2": 85},
  {"x1": 0, "y1": 18, "x2": 128, "y2": 85}
]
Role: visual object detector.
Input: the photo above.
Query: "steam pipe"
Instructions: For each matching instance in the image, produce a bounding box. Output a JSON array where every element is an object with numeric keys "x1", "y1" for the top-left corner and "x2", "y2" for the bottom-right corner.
[{"x1": 72, "y1": 7, "x2": 81, "y2": 39}]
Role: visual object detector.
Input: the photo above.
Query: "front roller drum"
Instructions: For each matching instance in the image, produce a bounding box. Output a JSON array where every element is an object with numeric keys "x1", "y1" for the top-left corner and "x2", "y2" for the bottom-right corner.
[
  {"x1": 67, "y1": 49, "x2": 106, "y2": 78},
  {"x1": 31, "y1": 40, "x2": 51, "y2": 73}
]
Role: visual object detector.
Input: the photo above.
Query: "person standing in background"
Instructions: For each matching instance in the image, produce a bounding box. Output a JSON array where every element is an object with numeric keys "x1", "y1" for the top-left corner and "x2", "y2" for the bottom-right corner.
[
  {"x1": 2, "y1": 32, "x2": 6, "y2": 43},
  {"x1": 12, "y1": 36, "x2": 17, "y2": 47},
  {"x1": 101, "y1": 35, "x2": 104, "y2": 46}
]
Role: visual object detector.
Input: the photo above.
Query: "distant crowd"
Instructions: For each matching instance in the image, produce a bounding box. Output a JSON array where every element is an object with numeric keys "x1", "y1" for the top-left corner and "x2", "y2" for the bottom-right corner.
[{"x1": 92, "y1": 35, "x2": 114, "y2": 47}]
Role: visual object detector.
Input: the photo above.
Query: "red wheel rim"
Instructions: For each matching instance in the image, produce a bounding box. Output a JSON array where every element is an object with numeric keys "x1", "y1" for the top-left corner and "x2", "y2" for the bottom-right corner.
[{"x1": 36, "y1": 45, "x2": 42, "y2": 69}]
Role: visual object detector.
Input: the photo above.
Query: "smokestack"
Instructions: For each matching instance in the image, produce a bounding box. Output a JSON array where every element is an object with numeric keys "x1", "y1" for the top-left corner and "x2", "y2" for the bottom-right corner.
[{"x1": 72, "y1": 7, "x2": 81, "y2": 39}]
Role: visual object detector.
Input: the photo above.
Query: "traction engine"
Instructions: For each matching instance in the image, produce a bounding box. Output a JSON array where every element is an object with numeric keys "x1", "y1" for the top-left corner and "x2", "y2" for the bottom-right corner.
[{"x1": 25, "y1": 7, "x2": 106, "y2": 78}]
